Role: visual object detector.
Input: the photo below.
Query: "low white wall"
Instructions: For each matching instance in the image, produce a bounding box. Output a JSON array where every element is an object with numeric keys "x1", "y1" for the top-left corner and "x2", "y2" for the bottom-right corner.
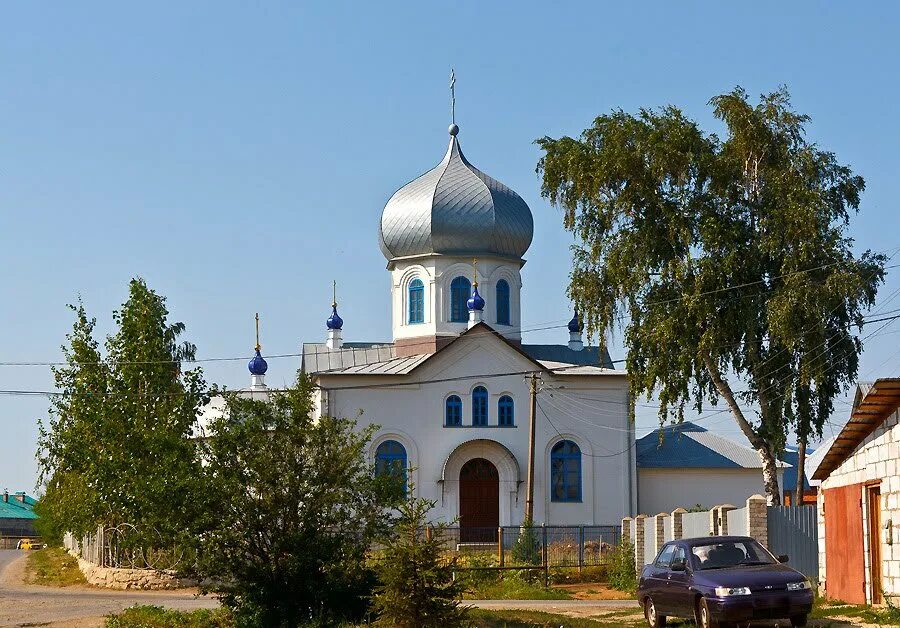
[{"x1": 638, "y1": 467, "x2": 782, "y2": 514}]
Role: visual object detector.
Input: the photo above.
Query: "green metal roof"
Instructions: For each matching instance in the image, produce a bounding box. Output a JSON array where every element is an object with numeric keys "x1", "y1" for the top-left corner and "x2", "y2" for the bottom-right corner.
[{"x1": 0, "y1": 493, "x2": 38, "y2": 520}]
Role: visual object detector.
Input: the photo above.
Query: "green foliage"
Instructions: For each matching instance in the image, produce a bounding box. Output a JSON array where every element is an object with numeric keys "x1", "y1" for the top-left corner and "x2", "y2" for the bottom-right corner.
[
  {"x1": 606, "y1": 542, "x2": 637, "y2": 594},
  {"x1": 195, "y1": 374, "x2": 402, "y2": 627},
  {"x1": 536, "y1": 86, "x2": 885, "y2": 503},
  {"x1": 37, "y1": 280, "x2": 208, "y2": 545},
  {"x1": 105, "y1": 606, "x2": 233, "y2": 628},
  {"x1": 372, "y1": 496, "x2": 469, "y2": 627}
]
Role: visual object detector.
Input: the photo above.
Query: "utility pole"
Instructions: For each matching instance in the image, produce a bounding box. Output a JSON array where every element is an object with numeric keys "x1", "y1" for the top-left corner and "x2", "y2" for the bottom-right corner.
[{"x1": 524, "y1": 372, "x2": 538, "y2": 523}]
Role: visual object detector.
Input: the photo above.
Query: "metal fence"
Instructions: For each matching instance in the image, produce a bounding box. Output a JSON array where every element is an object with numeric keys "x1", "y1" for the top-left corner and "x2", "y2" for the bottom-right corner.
[
  {"x1": 727, "y1": 506, "x2": 748, "y2": 537},
  {"x1": 435, "y1": 525, "x2": 620, "y2": 571},
  {"x1": 768, "y1": 505, "x2": 818, "y2": 579},
  {"x1": 64, "y1": 525, "x2": 186, "y2": 570}
]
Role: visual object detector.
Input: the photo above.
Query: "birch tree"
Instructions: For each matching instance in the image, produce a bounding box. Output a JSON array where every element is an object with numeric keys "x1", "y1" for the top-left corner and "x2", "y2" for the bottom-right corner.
[{"x1": 536, "y1": 87, "x2": 884, "y2": 504}]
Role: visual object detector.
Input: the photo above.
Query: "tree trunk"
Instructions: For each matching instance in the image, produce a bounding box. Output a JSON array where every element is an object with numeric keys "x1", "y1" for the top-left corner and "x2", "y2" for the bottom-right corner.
[
  {"x1": 795, "y1": 432, "x2": 807, "y2": 505},
  {"x1": 702, "y1": 353, "x2": 782, "y2": 506}
]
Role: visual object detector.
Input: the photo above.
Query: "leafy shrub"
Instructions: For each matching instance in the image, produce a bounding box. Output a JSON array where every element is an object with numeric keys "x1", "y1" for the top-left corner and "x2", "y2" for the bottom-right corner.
[{"x1": 607, "y1": 541, "x2": 637, "y2": 594}]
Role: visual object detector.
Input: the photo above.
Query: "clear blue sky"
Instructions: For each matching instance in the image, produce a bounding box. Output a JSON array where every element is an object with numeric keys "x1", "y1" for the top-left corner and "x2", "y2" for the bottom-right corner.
[{"x1": 2, "y1": 2, "x2": 899, "y2": 492}]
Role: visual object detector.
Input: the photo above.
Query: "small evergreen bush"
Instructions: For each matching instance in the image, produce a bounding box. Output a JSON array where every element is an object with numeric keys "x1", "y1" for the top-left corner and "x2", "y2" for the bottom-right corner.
[{"x1": 372, "y1": 496, "x2": 469, "y2": 627}]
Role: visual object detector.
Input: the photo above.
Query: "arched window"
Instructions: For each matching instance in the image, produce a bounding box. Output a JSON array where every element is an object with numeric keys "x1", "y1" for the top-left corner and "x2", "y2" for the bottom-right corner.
[
  {"x1": 550, "y1": 440, "x2": 581, "y2": 502},
  {"x1": 472, "y1": 386, "x2": 488, "y2": 426},
  {"x1": 450, "y1": 276, "x2": 471, "y2": 323},
  {"x1": 445, "y1": 395, "x2": 462, "y2": 426},
  {"x1": 498, "y1": 395, "x2": 514, "y2": 426},
  {"x1": 408, "y1": 278, "x2": 424, "y2": 324},
  {"x1": 375, "y1": 440, "x2": 408, "y2": 492},
  {"x1": 496, "y1": 279, "x2": 510, "y2": 325}
]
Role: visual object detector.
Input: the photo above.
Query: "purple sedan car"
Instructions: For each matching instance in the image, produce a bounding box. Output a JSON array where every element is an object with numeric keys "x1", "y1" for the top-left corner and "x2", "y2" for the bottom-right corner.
[{"x1": 637, "y1": 536, "x2": 813, "y2": 628}]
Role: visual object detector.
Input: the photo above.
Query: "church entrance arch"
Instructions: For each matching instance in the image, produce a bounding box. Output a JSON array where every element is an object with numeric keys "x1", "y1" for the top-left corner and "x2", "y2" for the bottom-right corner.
[{"x1": 459, "y1": 458, "x2": 499, "y2": 542}]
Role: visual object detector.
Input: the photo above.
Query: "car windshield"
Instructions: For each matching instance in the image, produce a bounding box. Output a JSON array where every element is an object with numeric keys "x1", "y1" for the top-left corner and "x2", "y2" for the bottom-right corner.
[{"x1": 691, "y1": 539, "x2": 776, "y2": 570}]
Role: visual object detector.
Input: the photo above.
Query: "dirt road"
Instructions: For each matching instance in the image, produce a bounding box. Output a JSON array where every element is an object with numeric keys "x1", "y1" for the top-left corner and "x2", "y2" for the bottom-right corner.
[{"x1": 0, "y1": 550, "x2": 218, "y2": 627}]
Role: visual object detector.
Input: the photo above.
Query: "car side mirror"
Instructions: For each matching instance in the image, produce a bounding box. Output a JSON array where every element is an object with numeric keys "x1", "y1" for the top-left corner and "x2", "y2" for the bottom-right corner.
[
  {"x1": 778, "y1": 554, "x2": 789, "y2": 563},
  {"x1": 670, "y1": 559, "x2": 686, "y2": 571}
]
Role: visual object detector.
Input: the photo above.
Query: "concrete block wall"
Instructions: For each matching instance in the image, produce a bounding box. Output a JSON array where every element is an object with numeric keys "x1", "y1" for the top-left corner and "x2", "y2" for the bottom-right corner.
[{"x1": 818, "y1": 410, "x2": 900, "y2": 603}]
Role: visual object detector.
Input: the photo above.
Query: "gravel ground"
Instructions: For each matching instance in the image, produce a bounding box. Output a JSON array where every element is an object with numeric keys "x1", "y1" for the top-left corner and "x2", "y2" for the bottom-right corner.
[{"x1": 0, "y1": 549, "x2": 218, "y2": 627}]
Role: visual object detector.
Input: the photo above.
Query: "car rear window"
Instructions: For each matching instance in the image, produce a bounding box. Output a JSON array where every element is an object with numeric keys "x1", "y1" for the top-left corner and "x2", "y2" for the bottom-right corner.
[{"x1": 691, "y1": 540, "x2": 775, "y2": 570}]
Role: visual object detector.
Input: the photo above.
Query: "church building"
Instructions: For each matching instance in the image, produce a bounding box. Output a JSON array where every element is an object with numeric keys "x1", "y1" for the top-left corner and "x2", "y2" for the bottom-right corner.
[
  {"x1": 293, "y1": 120, "x2": 635, "y2": 536},
  {"x1": 205, "y1": 116, "x2": 636, "y2": 537}
]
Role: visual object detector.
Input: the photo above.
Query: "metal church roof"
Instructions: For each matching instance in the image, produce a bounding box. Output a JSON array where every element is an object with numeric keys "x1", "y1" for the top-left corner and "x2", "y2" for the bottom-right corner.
[
  {"x1": 378, "y1": 126, "x2": 534, "y2": 263},
  {"x1": 637, "y1": 422, "x2": 789, "y2": 469}
]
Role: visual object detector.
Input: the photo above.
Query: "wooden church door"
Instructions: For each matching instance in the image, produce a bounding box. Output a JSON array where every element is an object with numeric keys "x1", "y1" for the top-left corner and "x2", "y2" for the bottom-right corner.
[{"x1": 459, "y1": 458, "x2": 499, "y2": 542}]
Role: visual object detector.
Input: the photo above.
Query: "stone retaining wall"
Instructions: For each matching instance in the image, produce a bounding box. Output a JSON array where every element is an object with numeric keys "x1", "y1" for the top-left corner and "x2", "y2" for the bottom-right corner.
[{"x1": 70, "y1": 551, "x2": 195, "y2": 590}]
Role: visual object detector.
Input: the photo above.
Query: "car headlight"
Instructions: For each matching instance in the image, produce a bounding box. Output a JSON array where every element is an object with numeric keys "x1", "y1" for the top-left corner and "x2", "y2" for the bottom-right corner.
[
  {"x1": 787, "y1": 581, "x2": 811, "y2": 591},
  {"x1": 714, "y1": 586, "x2": 751, "y2": 596}
]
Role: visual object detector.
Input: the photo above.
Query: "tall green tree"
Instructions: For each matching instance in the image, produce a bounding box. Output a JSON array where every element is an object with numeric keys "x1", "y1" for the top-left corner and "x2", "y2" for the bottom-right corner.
[
  {"x1": 37, "y1": 279, "x2": 208, "y2": 543},
  {"x1": 196, "y1": 374, "x2": 403, "y2": 627},
  {"x1": 536, "y1": 87, "x2": 884, "y2": 504}
]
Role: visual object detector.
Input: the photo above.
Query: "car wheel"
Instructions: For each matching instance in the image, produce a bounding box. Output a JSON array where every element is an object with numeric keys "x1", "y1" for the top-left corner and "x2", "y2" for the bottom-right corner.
[
  {"x1": 695, "y1": 597, "x2": 719, "y2": 628},
  {"x1": 790, "y1": 615, "x2": 808, "y2": 627},
  {"x1": 643, "y1": 596, "x2": 666, "y2": 627}
]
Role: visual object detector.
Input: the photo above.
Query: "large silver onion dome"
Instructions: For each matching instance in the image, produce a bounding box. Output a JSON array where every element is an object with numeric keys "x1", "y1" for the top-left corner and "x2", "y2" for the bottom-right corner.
[{"x1": 379, "y1": 126, "x2": 534, "y2": 262}]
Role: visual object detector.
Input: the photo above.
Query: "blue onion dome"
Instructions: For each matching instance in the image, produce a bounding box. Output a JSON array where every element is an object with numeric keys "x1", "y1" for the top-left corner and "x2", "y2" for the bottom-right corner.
[
  {"x1": 467, "y1": 284, "x2": 485, "y2": 311},
  {"x1": 326, "y1": 305, "x2": 343, "y2": 330},
  {"x1": 248, "y1": 349, "x2": 268, "y2": 375},
  {"x1": 568, "y1": 310, "x2": 583, "y2": 333}
]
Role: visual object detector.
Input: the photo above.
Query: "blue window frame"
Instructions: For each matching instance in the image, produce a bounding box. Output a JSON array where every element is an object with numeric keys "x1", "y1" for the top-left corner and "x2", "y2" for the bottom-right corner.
[
  {"x1": 498, "y1": 395, "x2": 514, "y2": 426},
  {"x1": 496, "y1": 279, "x2": 510, "y2": 325},
  {"x1": 445, "y1": 395, "x2": 462, "y2": 426},
  {"x1": 550, "y1": 440, "x2": 582, "y2": 502},
  {"x1": 450, "y1": 276, "x2": 471, "y2": 323},
  {"x1": 375, "y1": 440, "x2": 407, "y2": 493},
  {"x1": 408, "y1": 278, "x2": 424, "y2": 324},
  {"x1": 472, "y1": 386, "x2": 488, "y2": 426}
]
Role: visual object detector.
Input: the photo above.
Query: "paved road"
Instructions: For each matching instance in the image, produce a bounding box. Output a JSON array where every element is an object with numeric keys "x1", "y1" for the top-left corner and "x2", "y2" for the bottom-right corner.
[{"x1": 0, "y1": 550, "x2": 218, "y2": 627}]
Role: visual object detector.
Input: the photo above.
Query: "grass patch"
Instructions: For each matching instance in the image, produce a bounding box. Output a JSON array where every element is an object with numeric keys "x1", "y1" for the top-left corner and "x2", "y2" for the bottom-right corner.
[
  {"x1": 105, "y1": 606, "x2": 234, "y2": 628},
  {"x1": 810, "y1": 598, "x2": 900, "y2": 625},
  {"x1": 469, "y1": 608, "x2": 625, "y2": 627},
  {"x1": 24, "y1": 546, "x2": 87, "y2": 587},
  {"x1": 463, "y1": 576, "x2": 571, "y2": 600}
]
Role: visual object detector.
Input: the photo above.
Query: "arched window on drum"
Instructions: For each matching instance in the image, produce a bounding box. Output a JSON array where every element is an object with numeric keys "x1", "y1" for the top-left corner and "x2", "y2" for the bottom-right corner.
[
  {"x1": 408, "y1": 278, "x2": 425, "y2": 324},
  {"x1": 496, "y1": 279, "x2": 510, "y2": 325},
  {"x1": 450, "y1": 276, "x2": 471, "y2": 323}
]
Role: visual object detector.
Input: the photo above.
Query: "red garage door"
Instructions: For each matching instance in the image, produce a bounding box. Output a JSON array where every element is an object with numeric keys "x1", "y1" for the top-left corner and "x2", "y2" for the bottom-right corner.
[{"x1": 824, "y1": 483, "x2": 865, "y2": 604}]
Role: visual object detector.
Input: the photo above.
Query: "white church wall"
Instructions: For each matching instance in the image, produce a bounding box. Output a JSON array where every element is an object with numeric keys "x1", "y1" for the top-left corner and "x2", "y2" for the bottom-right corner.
[{"x1": 317, "y1": 334, "x2": 631, "y2": 527}]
